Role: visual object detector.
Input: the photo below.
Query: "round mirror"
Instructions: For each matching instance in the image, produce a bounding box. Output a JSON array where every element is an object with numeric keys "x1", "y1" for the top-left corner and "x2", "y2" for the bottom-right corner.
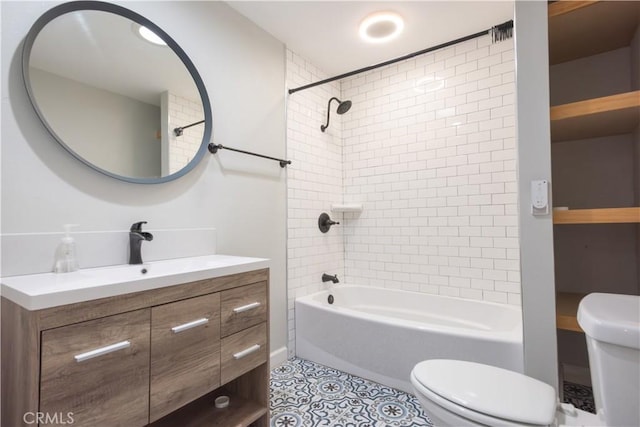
[{"x1": 22, "y1": 1, "x2": 212, "y2": 184}]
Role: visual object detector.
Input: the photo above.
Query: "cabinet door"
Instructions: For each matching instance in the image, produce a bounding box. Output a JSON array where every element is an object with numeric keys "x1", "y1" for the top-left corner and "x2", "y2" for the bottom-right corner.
[
  {"x1": 220, "y1": 282, "x2": 268, "y2": 337},
  {"x1": 40, "y1": 309, "x2": 150, "y2": 427},
  {"x1": 150, "y1": 292, "x2": 221, "y2": 422},
  {"x1": 221, "y1": 322, "x2": 268, "y2": 385}
]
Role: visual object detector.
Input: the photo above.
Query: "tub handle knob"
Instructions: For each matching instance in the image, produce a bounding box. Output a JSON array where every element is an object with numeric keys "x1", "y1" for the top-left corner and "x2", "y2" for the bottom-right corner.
[{"x1": 318, "y1": 212, "x2": 340, "y2": 233}]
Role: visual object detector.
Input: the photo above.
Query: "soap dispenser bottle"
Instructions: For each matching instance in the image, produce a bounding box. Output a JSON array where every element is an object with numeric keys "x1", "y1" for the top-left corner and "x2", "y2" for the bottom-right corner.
[{"x1": 53, "y1": 224, "x2": 79, "y2": 273}]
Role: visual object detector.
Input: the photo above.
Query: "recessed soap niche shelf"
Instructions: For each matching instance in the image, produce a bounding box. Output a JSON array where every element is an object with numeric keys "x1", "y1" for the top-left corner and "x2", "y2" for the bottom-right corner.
[{"x1": 330, "y1": 203, "x2": 363, "y2": 213}]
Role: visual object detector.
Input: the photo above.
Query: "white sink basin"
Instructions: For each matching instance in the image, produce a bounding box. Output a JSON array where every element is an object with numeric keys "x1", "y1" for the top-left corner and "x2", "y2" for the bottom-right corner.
[{"x1": 1, "y1": 254, "x2": 269, "y2": 310}]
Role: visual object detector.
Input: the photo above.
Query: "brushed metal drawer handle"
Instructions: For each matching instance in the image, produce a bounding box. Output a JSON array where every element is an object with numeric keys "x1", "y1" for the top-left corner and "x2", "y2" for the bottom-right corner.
[
  {"x1": 233, "y1": 302, "x2": 261, "y2": 313},
  {"x1": 74, "y1": 340, "x2": 131, "y2": 362},
  {"x1": 171, "y1": 318, "x2": 209, "y2": 333},
  {"x1": 233, "y1": 344, "x2": 261, "y2": 360}
]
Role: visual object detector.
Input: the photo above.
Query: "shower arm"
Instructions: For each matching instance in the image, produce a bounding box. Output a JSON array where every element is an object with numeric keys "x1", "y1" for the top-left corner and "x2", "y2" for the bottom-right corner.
[{"x1": 321, "y1": 97, "x2": 340, "y2": 132}]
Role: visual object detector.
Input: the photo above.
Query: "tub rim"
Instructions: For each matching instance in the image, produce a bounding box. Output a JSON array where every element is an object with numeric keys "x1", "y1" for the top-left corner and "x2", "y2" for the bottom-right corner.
[{"x1": 296, "y1": 285, "x2": 523, "y2": 344}]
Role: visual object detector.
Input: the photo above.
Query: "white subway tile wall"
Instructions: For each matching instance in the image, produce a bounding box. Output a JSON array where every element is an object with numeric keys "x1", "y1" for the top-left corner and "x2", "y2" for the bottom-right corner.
[
  {"x1": 168, "y1": 92, "x2": 204, "y2": 174},
  {"x1": 286, "y1": 36, "x2": 519, "y2": 355},
  {"x1": 286, "y1": 50, "x2": 345, "y2": 357},
  {"x1": 341, "y1": 36, "x2": 519, "y2": 305}
]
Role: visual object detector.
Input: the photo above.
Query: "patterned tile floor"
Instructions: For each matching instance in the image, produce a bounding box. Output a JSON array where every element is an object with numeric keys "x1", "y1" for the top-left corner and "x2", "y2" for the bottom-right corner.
[
  {"x1": 270, "y1": 358, "x2": 597, "y2": 426},
  {"x1": 563, "y1": 382, "x2": 595, "y2": 414},
  {"x1": 270, "y1": 358, "x2": 433, "y2": 427}
]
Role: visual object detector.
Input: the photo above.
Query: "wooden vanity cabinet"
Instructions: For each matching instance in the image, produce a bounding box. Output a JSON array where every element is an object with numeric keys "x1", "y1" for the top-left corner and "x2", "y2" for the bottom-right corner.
[{"x1": 1, "y1": 268, "x2": 270, "y2": 427}]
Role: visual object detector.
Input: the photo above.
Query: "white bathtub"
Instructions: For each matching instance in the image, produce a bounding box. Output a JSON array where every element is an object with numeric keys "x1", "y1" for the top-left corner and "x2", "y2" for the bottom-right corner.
[{"x1": 295, "y1": 285, "x2": 524, "y2": 393}]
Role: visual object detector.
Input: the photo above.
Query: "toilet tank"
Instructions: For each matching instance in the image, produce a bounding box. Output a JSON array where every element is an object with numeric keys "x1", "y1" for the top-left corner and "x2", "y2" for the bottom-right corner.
[{"x1": 577, "y1": 293, "x2": 640, "y2": 427}]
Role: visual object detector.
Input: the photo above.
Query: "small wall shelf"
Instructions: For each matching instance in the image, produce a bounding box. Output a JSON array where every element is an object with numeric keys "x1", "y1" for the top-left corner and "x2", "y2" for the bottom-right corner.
[
  {"x1": 550, "y1": 91, "x2": 640, "y2": 142},
  {"x1": 556, "y1": 292, "x2": 586, "y2": 333},
  {"x1": 553, "y1": 207, "x2": 640, "y2": 224},
  {"x1": 330, "y1": 203, "x2": 363, "y2": 213},
  {"x1": 548, "y1": 1, "x2": 640, "y2": 65}
]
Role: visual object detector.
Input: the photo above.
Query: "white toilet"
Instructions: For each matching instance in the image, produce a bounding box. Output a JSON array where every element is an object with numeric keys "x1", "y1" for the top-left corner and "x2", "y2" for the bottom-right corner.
[{"x1": 411, "y1": 293, "x2": 640, "y2": 426}]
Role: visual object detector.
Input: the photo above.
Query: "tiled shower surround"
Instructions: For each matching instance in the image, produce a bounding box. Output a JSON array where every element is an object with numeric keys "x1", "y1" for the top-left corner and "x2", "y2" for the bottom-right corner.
[
  {"x1": 286, "y1": 35, "x2": 517, "y2": 354},
  {"x1": 286, "y1": 50, "x2": 345, "y2": 357}
]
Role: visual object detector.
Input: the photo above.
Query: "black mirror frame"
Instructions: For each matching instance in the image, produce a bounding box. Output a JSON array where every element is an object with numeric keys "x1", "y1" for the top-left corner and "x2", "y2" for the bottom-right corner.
[{"x1": 22, "y1": 1, "x2": 213, "y2": 184}]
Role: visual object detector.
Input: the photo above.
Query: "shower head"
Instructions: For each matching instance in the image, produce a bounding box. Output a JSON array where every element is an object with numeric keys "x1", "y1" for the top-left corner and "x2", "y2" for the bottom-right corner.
[
  {"x1": 321, "y1": 97, "x2": 352, "y2": 132},
  {"x1": 336, "y1": 100, "x2": 352, "y2": 115}
]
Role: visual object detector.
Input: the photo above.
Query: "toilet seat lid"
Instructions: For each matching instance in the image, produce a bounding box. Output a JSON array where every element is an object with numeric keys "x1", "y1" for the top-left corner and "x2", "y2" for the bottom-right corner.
[{"x1": 412, "y1": 359, "x2": 556, "y2": 425}]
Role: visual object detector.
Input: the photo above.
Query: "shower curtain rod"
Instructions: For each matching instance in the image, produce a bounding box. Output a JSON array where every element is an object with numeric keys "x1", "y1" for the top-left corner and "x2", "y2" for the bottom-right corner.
[{"x1": 288, "y1": 20, "x2": 514, "y2": 95}]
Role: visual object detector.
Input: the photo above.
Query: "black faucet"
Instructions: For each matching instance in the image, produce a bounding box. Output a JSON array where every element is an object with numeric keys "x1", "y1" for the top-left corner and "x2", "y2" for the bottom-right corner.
[
  {"x1": 322, "y1": 273, "x2": 339, "y2": 284},
  {"x1": 129, "y1": 221, "x2": 153, "y2": 265}
]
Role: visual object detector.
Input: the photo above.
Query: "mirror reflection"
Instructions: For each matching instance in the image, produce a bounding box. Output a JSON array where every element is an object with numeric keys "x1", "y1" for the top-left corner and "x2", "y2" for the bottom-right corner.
[{"x1": 25, "y1": 6, "x2": 209, "y2": 182}]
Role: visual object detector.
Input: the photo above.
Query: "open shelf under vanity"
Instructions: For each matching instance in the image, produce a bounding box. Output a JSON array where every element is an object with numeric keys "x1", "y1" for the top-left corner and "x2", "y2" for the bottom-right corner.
[{"x1": 150, "y1": 367, "x2": 269, "y2": 427}]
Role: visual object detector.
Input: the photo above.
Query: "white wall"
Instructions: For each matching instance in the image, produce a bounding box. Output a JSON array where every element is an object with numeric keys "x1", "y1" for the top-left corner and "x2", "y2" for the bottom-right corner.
[
  {"x1": 29, "y1": 67, "x2": 161, "y2": 178},
  {"x1": 286, "y1": 50, "x2": 344, "y2": 357},
  {"x1": 341, "y1": 35, "x2": 520, "y2": 304},
  {"x1": 514, "y1": 1, "x2": 558, "y2": 389},
  {"x1": 1, "y1": 1, "x2": 287, "y2": 355}
]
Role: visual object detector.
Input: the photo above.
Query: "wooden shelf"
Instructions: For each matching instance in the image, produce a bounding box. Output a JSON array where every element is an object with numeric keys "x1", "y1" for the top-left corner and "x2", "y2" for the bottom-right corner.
[
  {"x1": 150, "y1": 388, "x2": 268, "y2": 427},
  {"x1": 550, "y1": 91, "x2": 640, "y2": 142},
  {"x1": 553, "y1": 207, "x2": 640, "y2": 224},
  {"x1": 556, "y1": 292, "x2": 587, "y2": 332},
  {"x1": 548, "y1": 1, "x2": 597, "y2": 18},
  {"x1": 548, "y1": 1, "x2": 640, "y2": 65}
]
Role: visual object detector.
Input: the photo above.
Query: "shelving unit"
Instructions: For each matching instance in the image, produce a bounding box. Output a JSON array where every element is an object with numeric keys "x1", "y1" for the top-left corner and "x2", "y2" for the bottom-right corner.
[
  {"x1": 548, "y1": 0, "x2": 639, "y2": 389},
  {"x1": 553, "y1": 207, "x2": 640, "y2": 224},
  {"x1": 556, "y1": 292, "x2": 586, "y2": 333}
]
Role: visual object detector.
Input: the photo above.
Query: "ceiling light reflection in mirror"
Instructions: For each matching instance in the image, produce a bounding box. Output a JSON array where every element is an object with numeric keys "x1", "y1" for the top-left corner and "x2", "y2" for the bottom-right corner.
[{"x1": 136, "y1": 24, "x2": 167, "y2": 46}]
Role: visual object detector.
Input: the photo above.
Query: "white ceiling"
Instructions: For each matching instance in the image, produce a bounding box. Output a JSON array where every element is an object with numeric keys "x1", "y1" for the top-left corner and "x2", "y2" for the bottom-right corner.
[{"x1": 228, "y1": 1, "x2": 514, "y2": 76}]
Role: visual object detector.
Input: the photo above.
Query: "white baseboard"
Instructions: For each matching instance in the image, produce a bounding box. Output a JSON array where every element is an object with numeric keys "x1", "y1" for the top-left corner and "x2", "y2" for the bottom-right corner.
[{"x1": 270, "y1": 346, "x2": 288, "y2": 368}]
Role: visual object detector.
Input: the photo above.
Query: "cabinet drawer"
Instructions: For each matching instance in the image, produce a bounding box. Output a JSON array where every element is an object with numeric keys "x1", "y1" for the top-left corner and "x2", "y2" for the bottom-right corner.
[
  {"x1": 150, "y1": 293, "x2": 221, "y2": 422},
  {"x1": 40, "y1": 309, "x2": 150, "y2": 427},
  {"x1": 220, "y1": 282, "x2": 267, "y2": 337},
  {"x1": 220, "y1": 322, "x2": 267, "y2": 384}
]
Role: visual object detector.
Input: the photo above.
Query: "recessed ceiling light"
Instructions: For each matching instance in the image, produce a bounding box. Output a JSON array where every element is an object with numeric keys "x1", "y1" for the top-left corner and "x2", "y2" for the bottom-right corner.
[
  {"x1": 137, "y1": 24, "x2": 167, "y2": 46},
  {"x1": 359, "y1": 12, "x2": 404, "y2": 43}
]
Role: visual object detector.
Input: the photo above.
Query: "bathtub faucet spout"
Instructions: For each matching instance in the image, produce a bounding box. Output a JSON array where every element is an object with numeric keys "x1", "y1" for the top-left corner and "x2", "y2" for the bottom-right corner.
[{"x1": 322, "y1": 273, "x2": 339, "y2": 284}]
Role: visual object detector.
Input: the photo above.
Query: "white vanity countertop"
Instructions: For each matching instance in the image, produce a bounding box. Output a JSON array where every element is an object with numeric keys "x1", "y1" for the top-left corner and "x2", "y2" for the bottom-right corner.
[{"x1": 0, "y1": 254, "x2": 269, "y2": 311}]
